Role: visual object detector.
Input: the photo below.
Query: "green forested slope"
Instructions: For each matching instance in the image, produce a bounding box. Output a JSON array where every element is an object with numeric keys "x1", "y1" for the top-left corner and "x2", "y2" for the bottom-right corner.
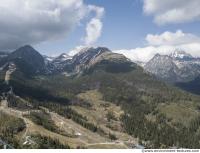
[{"x1": 6, "y1": 59, "x2": 200, "y2": 148}]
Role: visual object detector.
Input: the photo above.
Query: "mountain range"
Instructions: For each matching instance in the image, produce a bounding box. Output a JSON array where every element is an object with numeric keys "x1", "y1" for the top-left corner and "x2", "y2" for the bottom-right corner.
[
  {"x1": 1, "y1": 45, "x2": 200, "y2": 149},
  {"x1": 134, "y1": 50, "x2": 200, "y2": 95},
  {"x1": 143, "y1": 50, "x2": 200, "y2": 83}
]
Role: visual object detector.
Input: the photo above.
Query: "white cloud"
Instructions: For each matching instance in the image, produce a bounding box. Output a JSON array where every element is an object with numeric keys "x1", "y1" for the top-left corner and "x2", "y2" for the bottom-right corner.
[
  {"x1": 146, "y1": 30, "x2": 200, "y2": 46},
  {"x1": 68, "y1": 45, "x2": 87, "y2": 56},
  {"x1": 0, "y1": 0, "x2": 104, "y2": 51},
  {"x1": 114, "y1": 46, "x2": 174, "y2": 62},
  {"x1": 143, "y1": 0, "x2": 200, "y2": 25},
  {"x1": 84, "y1": 5, "x2": 104, "y2": 45},
  {"x1": 114, "y1": 30, "x2": 200, "y2": 62}
]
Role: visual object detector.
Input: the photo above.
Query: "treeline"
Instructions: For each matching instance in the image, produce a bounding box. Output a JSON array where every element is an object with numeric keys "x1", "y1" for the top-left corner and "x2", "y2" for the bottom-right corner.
[
  {"x1": 25, "y1": 111, "x2": 58, "y2": 133},
  {"x1": 7, "y1": 94, "x2": 33, "y2": 110},
  {"x1": 26, "y1": 101, "x2": 112, "y2": 138},
  {"x1": 38, "y1": 102, "x2": 98, "y2": 133},
  {"x1": 39, "y1": 102, "x2": 115, "y2": 139}
]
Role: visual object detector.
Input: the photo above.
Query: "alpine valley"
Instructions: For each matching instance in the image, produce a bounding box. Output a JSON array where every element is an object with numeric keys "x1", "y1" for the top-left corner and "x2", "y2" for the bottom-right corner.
[{"x1": 1, "y1": 45, "x2": 200, "y2": 149}]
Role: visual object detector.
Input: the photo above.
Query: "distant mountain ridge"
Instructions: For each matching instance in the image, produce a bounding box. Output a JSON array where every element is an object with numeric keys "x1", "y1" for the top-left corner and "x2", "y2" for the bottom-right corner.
[
  {"x1": 0, "y1": 45, "x2": 132, "y2": 76},
  {"x1": 2, "y1": 46, "x2": 200, "y2": 86},
  {"x1": 170, "y1": 50, "x2": 194, "y2": 61},
  {"x1": 0, "y1": 45, "x2": 46, "y2": 75},
  {"x1": 143, "y1": 50, "x2": 200, "y2": 83}
]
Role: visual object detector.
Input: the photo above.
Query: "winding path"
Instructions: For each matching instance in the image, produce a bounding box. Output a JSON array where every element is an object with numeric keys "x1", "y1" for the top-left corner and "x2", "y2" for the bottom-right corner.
[{"x1": 3, "y1": 62, "x2": 16, "y2": 84}]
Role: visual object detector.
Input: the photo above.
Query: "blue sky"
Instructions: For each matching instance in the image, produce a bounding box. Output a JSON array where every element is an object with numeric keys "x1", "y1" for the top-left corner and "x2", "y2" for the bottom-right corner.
[
  {"x1": 1, "y1": 0, "x2": 200, "y2": 61},
  {"x1": 34, "y1": 0, "x2": 200, "y2": 56},
  {"x1": 35, "y1": 0, "x2": 155, "y2": 54}
]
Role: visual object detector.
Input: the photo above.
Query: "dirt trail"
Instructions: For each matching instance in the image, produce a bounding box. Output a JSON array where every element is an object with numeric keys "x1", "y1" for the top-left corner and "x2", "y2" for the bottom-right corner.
[
  {"x1": 1, "y1": 99, "x2": 8, "y2": 108},
  {"x1": 5, "y1": 63, "x2": 16, "y2": 85},
  {"x1": 0, "y1": 97, "x2": 131, "y2": 148},
  {"x1": 0, "y1": 100, "x2": 88, "y2": 148},
  {"x1": 86, "y1": 142, "x2": 129, "y2": 149},
  {"x1": 50, "y1": 112, "x2": 108, "y2": 143},
  {"x1": 50, "y1": 111, "x2": 134, "y2": 148}
]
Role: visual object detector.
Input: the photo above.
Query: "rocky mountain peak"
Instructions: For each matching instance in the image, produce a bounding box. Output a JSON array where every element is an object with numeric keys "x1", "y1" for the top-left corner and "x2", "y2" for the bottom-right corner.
[
  {"x1": 170, "y1": 50, "x2": 193, "y2": 60},
  {"x1": 72, "y1": 47, "x2": 111, "y2": 65},
  {"x1": 10, "y1": 45, "x2": 44, "y2": 60},
  {"x1": 0, "y1": 45, "x2": 46, "y2": 75},
  {"x1": 144, "y1": 50, "x2": 200, "y2": 83}
]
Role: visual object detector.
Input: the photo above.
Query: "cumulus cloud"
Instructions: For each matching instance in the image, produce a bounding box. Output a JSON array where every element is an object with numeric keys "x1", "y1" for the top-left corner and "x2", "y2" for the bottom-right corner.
[
  {"x1": 143, "y1": 0, "x2": 200, "y2": 25},
  {"x1": 146, "y1": 30, "x2": 200, "y2": 46},
  {"x1": 84, "y1": 5, "x2": 104, "y2": 45},
  {"x1": 114, "y1": 30, "x2": 200, "y2": 62},
  {"x1": 114, "y1": 46, "x2": 174, "y2": 63},
  {"x1": 0, "y1": 0, "x2": 104, "y2": 51}
]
